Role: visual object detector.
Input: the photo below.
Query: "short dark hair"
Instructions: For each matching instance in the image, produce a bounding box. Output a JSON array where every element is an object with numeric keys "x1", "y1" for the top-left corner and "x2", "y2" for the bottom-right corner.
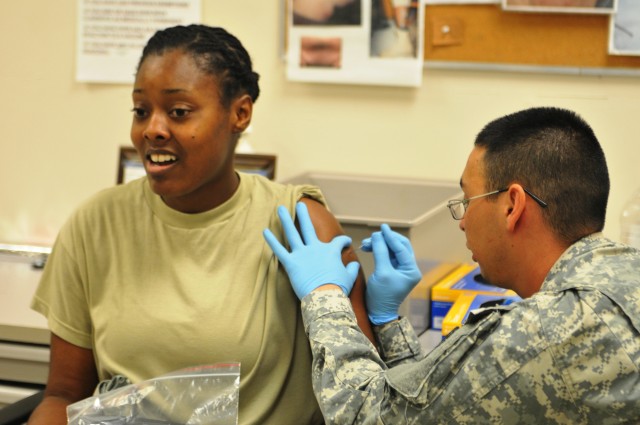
[
  {"x1": 475, "y1": 107, "x2": 609, "y2": 244},
  {"x1": 137, "y1": 24, "x2": 260, "y2": 108}
]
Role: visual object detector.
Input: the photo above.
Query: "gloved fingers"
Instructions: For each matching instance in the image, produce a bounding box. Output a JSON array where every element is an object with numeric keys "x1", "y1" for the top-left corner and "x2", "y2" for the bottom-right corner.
[
  {"x1": 371, "y1": 231, "x2": 392, "y2": 270},
  {"x1": 295, "y1": 202, "x2": 320, "y2": 246},
  {"x1": 345, "y1": 261, "x2": 361, "y2": 289},
  {"x1": 329, "y1": 234, "x2": 354, "y2": 252},
  {"x1": 380, "y1": 223, "x2": 415, "y2": 266},
  {"x1": 263, "y1": 228, "x2": 290, "y2": 265},
  {"x1": 360, "y1": 237, "x2": 372, "y2": 252},
  {"x1": 380, "y1": 224, "x2": 412, "y2": 250},
  {"x1": 277, "y1": 205, "x2": 304, "y2": 250}
]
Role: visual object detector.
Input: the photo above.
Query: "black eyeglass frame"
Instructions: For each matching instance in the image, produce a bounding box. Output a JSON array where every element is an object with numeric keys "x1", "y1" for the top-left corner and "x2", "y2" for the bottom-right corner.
[{"x1": 446, "y1": 186, "x2": 548, "y2": 220}]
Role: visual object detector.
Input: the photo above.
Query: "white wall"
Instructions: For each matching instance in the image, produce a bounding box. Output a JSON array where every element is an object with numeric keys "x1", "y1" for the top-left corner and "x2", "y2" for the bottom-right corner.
[{"x1": 2, "y1": 1, "x2": 639, "y2": 246}]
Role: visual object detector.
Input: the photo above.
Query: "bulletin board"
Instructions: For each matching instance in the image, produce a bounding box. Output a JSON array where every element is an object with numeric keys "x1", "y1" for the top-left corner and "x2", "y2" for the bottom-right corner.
[{"x1": 423, "y1": 4, "x2": 640, "y2": 74}]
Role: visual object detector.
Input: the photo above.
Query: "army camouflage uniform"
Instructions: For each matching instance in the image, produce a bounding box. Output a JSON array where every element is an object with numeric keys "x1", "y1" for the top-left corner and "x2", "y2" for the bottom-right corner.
[{"x1": 301, "y1": 234, "x2": 640, "y2": 424}]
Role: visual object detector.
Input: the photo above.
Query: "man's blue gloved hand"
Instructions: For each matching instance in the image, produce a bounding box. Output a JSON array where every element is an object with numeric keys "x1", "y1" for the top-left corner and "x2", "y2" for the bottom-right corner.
[
  {"x1": 361, "y1": 224, "x2": 422, "y2": 325},
  {"x1": 263, "y1": 202, "x2": 360, "y2": 300}
]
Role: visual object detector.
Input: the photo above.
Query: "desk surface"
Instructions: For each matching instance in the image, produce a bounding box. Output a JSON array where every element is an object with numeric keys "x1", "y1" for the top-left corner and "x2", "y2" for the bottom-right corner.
[{"x1": 0, "y1": 254, "x2": 50, "y2": 345}]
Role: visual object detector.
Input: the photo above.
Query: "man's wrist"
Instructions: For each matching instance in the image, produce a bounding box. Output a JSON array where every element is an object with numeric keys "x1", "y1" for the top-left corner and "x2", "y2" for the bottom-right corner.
[
  {"x1": 313, "y1": 283, "x2": 343, "y2": 292},
  {"x1": 301, "y1": 288, "x2": 355, "y2": 331},
  {"x1": 368, "y1": 313, "x2": 400, "y2": 326}
]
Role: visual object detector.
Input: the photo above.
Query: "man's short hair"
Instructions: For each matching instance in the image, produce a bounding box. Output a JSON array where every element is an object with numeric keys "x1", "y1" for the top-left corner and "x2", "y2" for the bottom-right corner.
[{"x1": 475, "y1": 107, "x2": 609, "y2": 244}]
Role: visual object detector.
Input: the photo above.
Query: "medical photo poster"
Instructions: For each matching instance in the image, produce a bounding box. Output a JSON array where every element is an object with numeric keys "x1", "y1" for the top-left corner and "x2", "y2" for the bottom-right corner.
[{"x1": 287, "y1": 0, "x2": 425, "y2": 87}]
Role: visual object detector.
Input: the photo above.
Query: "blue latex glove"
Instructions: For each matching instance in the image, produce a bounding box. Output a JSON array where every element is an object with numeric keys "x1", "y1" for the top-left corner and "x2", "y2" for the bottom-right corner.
[
  {"x1": 263, "y1": 202, "x2": 360, "y2": 300},
  {"x1": 362, "y1": 224, "x2": 422, "y2": 325}
]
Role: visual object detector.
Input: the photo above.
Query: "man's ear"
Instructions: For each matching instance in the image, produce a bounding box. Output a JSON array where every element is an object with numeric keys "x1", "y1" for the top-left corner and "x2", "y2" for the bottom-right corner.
[
  {"x1": 231, "y1": 94, "x2": 253, "y2": 134},
  {"x1": 506, "y1": 184, "x2": 527, "y2": 232}
]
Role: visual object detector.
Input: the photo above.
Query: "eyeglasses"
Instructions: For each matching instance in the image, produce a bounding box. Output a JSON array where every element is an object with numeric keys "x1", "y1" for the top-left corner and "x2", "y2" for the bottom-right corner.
[{"x1": 447, "y1": 187, "x2": 548, "y2": 220}]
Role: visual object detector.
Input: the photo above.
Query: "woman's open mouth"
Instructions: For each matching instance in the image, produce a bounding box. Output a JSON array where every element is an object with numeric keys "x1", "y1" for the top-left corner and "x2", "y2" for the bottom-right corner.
[
  {"x1": 146, "y1": 152, "x2": 178, "y2": 174},
  {"x1": 149, "y1": 153, "x2": 177, "y2": 164}
]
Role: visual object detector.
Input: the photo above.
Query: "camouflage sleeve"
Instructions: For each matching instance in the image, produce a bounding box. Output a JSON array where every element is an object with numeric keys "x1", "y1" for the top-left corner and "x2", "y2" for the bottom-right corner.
[
  {"x1": 374, "y1": 317, "x2": 423, "y2": 367},
  {"x1": 300, "y1": 289, "x2": 508, "y2": 424},
  {"x1": 301, "y1": 290, "x2": 494, "y2": 423},
  {"x1": 301, "y1": 289, "x2": 392, "y2": 423}
]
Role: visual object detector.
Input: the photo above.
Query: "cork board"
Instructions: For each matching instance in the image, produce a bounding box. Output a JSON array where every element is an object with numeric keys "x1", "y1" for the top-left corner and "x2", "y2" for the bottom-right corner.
[{"x1": 423, "y1": 4, "x2": 640, "y2": 70}]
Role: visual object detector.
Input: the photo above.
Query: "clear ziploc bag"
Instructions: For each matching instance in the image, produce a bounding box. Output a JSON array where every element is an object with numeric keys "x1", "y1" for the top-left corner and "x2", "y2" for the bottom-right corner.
[{"x1": 67, "y1": 363, "x2": 240, "y2": 425}]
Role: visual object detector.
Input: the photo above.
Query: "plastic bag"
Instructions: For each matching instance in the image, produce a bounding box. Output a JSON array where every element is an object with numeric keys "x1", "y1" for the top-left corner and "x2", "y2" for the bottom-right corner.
[{"x1": 67, "y1": 363, "x2": 240, "y2": 425}]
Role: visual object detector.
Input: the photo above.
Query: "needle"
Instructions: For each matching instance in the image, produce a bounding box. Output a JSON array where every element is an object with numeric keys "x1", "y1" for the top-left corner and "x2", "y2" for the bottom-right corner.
[{"x1": 356, "y1": 240, "x2": 372, "y2": 252}]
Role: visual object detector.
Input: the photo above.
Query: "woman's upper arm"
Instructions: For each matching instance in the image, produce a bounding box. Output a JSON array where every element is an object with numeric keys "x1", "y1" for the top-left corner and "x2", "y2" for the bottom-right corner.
[
  {"x1": 299, "y1": 197, "x2": 375, "y2": 344},
  {"x1": 28, "y1": 333, "x2": 99, "y2": 424}
]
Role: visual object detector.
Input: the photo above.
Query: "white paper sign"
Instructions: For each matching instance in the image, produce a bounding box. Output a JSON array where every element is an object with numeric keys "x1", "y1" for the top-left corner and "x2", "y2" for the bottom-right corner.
[
  {"x1": 76, "y1": 0, "x2": 201, "y2": 84},
  {"x1": 609, "y1": 0, "x2": 640, "y2": 56}
]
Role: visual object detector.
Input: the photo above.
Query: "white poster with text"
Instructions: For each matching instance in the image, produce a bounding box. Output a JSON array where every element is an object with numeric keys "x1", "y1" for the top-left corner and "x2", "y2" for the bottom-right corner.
[{"x1": 76, "y1": 0, "x2": 201, "y2": 84}]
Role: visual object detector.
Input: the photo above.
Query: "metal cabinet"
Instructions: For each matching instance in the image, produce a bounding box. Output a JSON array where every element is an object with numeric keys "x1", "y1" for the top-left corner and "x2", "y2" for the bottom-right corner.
[{"x1": 0, "y1": 249, "x2": 50, "y2": 408}]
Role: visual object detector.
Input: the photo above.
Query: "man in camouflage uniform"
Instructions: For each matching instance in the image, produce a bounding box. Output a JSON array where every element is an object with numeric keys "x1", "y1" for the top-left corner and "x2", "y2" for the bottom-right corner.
[{"x1": 264, "y1": 107, "x2": 640, "y2": 424}]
